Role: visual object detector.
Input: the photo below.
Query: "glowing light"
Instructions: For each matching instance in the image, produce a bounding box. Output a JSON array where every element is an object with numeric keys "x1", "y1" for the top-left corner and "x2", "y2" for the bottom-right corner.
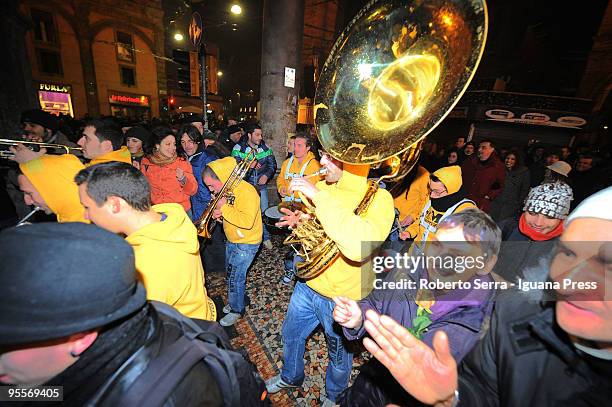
[
  {"x1": 173, "y1": 32, "x2": 184, "y2": 41},
  {"x1": 230, "y1": 4, "x2": 242, "y2": 15},
  {"x1": 217, "y1": 71, "x2": 223, "y2": 77},
  {"x1": 357, "y1": 63, "x2": 373, "y2": 80}
]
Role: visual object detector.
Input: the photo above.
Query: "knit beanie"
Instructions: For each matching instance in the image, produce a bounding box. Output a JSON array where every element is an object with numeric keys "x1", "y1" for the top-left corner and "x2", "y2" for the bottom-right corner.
[
  {"x1": 523, "y1": 182, "x2": 573, "y2": 219},
  {"x1": 565, "y1": 186, "x2": 612, "y2": 225}
]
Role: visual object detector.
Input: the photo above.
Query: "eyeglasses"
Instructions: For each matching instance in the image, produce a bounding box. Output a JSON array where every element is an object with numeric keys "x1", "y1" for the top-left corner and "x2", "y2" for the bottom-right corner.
[{"x1": 318, "y1": 149, "x2": 330, "y2": 160}]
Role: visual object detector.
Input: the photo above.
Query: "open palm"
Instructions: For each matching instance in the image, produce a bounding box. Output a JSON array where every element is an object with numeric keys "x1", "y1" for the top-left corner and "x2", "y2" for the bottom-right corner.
[{"x1": 362, "y1": 310, "x2": 458, "y2": 405}]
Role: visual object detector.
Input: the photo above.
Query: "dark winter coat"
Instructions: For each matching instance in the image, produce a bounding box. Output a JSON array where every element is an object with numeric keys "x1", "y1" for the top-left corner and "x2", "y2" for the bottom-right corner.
[
  {"x1": 494, "y1": 217, "x2": 558, "y2": 282},
  {"x1": 187, "y1": 146, "x2": 217, "y2": 220},
  {"x1": 489, "y1": 166, "x2": 531, "y2": 222},
  {"x1": 461, "y1": 153, "x2": 506, "y2": 213},
  {"x1": 457, "y1": 296, "x2": 612, "y2": 406}
]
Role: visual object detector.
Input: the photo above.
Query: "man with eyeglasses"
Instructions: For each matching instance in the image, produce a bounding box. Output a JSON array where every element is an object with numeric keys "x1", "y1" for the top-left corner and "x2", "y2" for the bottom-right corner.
[{"x1": 266, "y1": 149, "x2": 395, "y2": 406}]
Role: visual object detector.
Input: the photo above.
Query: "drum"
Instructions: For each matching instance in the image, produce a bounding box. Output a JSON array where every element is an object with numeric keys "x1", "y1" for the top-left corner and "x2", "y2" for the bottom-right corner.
[
  {"x1": 263, "y1": 202, "x2": 305, "y2": 232},
  {"x1": 263, "y1": 205, "x2": 284, "y2": 229}
]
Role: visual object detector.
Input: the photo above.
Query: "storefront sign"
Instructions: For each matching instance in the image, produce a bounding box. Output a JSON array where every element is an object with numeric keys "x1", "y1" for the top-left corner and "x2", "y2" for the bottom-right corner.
[
  {"x1": 39, "y1": 83, "x2": 71, "y2": 93},
  {"x1": 38, "y1": 82, "x2": 73, "y2": 117},
  {"x1": 109, "y1": 93, "x2": 150, "y2": 107},
  {"x1": 484, "y1": 108, "x2": 587, "y2": 129}
]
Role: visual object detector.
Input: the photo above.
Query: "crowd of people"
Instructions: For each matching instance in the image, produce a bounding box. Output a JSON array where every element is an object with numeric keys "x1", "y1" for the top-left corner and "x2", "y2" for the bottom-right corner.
[{"x1": 0, "y1": 108, "x2": 610, "y2": 407}]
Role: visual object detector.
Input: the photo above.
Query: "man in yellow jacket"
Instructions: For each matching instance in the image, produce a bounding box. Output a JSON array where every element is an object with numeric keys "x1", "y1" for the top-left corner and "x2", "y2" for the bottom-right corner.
[
  {"x1": 266, "y1": 151, "x2": 395, "y2": 405},
  {"x1": 17, "y1": 154, "x2": 88, "y2": 223},
  {"x1": 202, "y1": 157, "x2": 263, "y2": 326},
  {"x1": 74, "y1": 162, "x2": 216, "y2": 322},
  {"x1": 276, "y1": 132, "x2": 322, "y2": 285}
]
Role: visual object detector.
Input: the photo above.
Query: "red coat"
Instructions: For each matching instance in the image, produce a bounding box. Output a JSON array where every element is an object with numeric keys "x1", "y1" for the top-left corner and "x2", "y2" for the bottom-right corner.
[
  {"x1": 141, "y1": 157, "x2": 198, "y2": 211},
  {"x1": 461, "y1": 153, "x2": 506, "y2": 213}
]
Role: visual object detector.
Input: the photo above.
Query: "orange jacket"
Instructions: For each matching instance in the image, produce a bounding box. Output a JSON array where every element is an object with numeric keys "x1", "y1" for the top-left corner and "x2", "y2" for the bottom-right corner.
[{"x1": 141, "y1": 157, "x2": 198, "y2": 211}]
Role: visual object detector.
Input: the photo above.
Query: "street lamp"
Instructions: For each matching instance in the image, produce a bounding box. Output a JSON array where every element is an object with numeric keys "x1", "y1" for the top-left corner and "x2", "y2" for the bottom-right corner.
[
  {"x1": 230, "y1": 4, "x2": 242, "y2": 15},
  {"x1": 217, "y1": 71, "x2": 223, "y2": 77},
  {"x1": 173, "y1": 32, "x2": 184, "y2": 41}
]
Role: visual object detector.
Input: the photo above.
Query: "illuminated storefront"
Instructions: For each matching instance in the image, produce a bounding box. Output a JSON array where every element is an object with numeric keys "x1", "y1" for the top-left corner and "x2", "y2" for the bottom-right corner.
[
  {"x1": 108, "y1": 91, "x2": 151, "y2": 121},
  {"x1": 38, "y1": 83, "x2": 74, "y2": 117}
]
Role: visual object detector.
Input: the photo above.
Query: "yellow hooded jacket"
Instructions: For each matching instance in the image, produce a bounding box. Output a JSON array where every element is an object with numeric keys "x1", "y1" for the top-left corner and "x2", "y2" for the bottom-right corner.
[
  {"x1": 307, "y1": 165, "x2": 395, "y2": 300},
  {"x1": 207, "y1": 157, "x2": 263, "y2": 244},
  {"x1": 125, "y1": 203, "x2": 216, "y2": 320},
  {"x1": 87, "y1": 146, "x2": 132, "y2": 166},
  {"x1": 393, "y1": 165, "x2": 430, "y2": 238},
  {"x1": 413, "y1": 165, "x2": 475, "y2": 242},
  {"x1": 277, "y1": 151, "x2": 322, "y2": 201},
  {"x1": 19, "y1": 154, "x2": 87, "y2": 223}
]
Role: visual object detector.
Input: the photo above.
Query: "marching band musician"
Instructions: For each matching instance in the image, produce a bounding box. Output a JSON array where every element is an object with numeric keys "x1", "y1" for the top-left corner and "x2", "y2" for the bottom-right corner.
[
  {"x1": 17, "y1": 154, "x2": 87, "y2": 223},
  {"x1": 276, "y1": 132, "x2": 323, "y2": 285},
  {"x1": 266, "y1": 151, "x2": 395, "y2": 406},
  {"x1": 202, "y1": 157, "x2": 263, "y2": 327}
]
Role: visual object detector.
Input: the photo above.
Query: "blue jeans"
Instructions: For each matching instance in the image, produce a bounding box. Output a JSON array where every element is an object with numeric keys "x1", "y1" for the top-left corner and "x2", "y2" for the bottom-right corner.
[
  {"x1": 259, "y1": 187, "x2": 270, "y2": 241},
  {"x1": 225, "y1": 242, "x2": 260, "y2": 313},
  {"x1": 281, "y1": 282, "x2": 353, "y2": 402}
]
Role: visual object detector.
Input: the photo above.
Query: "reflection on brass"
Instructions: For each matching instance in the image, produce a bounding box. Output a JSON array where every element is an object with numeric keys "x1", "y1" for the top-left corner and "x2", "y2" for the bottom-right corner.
[{"x1": 285, "y1": 0, "x2": 488, "y2": 280}]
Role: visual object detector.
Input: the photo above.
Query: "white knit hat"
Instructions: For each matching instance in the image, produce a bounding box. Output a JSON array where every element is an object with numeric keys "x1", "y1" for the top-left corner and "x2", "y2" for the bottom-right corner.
[
  {"x1": 565, "y1": 186, "x2": 612, "y2": 225},
  {"x1": 523, "y1": 182, "x2": 573, "y2": 219}
]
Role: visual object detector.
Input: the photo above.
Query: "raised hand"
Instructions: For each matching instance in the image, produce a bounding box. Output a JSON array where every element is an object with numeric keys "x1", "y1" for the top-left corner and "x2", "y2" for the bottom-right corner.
[
  {"x1": 362, "y1": 310, "x2": 458, "y2": 406},
  {"x1": 275, "y1": 207, "x2": 306, "y2": 229},
  {"x1": 332, "y1": 296, "x2": 363, "y2": 329},
  {"x1": 288, "y1": 178, "x2": 319, "y2": 200}
]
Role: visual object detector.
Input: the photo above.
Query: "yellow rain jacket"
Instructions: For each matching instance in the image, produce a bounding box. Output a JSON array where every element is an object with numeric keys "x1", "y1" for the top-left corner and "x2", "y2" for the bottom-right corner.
[
  {"x1": 276, "y1": 151, "x2": 322, "y2": 201},
  {"x1": 413, "y1": 165, "x2": 476, "y2": 243},
  {"x1": 125, "y1": 203, "x2": 216, "y2": 320},
  {"x1": 19, "y1": 154, "x2": 87, "y2": 223},
  {"x1": 393, "y1": 165, "x2": 430, "y2": 238},
  {"x1": 87, "y1": 146, "x2": 132, "y2": 166},
  {"x1": 307, "y1": 164, "x2": 395, "y2": 300},
  {"x1": 207, "y1": 157, "x2": 263, "y2": 244}
]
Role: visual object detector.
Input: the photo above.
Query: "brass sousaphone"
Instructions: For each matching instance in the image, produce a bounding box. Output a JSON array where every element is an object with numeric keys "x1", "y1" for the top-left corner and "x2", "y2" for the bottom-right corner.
[{"x1": 285, "y1": 0, "x2": 488, "y2": 279}]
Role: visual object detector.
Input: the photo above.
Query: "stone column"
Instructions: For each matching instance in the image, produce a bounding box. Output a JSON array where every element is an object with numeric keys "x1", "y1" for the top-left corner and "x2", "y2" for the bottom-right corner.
[
  {"x1": 0, "y1": 0, "x2": 37, "y2": 136},
  {"x1": 260, "y1": 0, "x2": 305, "y2": 166},
  {"x1": 74, "y1": 2, "x2": 100, "y2": 117}
]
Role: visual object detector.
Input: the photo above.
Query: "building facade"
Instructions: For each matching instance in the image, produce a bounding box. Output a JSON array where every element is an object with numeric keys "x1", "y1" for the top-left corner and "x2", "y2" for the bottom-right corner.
[{"x1": 21, "y1": 0, "x2": 166, "y2": 120}]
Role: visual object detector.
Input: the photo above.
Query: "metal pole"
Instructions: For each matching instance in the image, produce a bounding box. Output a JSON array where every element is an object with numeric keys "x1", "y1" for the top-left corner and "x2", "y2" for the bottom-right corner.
[{"x1": 200, "y1": 42, "x2": 208, "y2": 129}]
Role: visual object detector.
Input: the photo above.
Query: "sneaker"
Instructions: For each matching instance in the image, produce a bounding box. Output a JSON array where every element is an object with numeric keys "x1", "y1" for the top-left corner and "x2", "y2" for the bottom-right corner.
[
  {"x1": 281, "y1": 268, "x2": 295, "y2": 286},
  {"x1": 263, "y1": 239, "x2": 273, "y2": 250},
  {"x1": 265, "y1": 375, "x2": 299, "y2": 394},
  {"x1": 219, "y1": 312, "x2": 241, "y2": 326},
  {"x1": 321, "y1": 397, "x2": 337, "y2": 407},
  {"x1": 222, "y1": 304, "x2": 231, "y2": 314}
]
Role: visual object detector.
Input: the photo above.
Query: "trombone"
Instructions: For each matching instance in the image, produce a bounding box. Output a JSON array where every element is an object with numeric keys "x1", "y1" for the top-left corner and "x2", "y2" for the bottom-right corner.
[{"x1": 0, "y1": 138, "x2": 83, "y2": 158}]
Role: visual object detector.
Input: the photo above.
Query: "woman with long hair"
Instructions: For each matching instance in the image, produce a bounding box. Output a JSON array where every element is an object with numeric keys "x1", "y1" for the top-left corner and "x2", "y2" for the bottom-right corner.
[
  {"x1": 489, "y1": 150, "x2": 531, "y2": 222},
  {"x1": 140, "y1": 126, "x2": 198, "y2": 218},
  {"x1": 177, "y1": 124, "x2": 217, "y2": 221}
]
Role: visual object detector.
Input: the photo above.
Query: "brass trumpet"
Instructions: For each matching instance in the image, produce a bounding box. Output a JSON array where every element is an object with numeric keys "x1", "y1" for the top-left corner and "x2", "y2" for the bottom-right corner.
[
  {"x1": 195, "y1": 150, "x2": 257, "y2": 239},
  {"x1": 0, "y1": 139, "x2": 83, "y2": 158}
]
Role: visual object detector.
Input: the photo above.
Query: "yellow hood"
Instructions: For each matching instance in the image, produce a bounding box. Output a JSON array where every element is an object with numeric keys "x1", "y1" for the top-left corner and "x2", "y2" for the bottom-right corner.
[
  {"x1": 125, "y1": 203, "x2": 216, "y2": 320},
  {"x1": 20, "y1": 154, "x2": 86, "y2": 223},
  {"x1": 433, "y1": 165, "x2": 462, "y2": 195},
  {"x1": 88, "y1": 146, "x2": 132, "y2": 166},
  {"x1": 126, "y1": 203, "x2": 199, "y2": 254},
  {"x1": 207, "y1": 156, "x2": 236, "y2": 183}
]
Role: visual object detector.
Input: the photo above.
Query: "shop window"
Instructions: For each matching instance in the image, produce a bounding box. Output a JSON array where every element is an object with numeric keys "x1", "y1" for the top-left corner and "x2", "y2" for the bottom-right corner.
[
  {"x1": 31, "y1": 9, "x2": 57, "y2": 44},
  {"x1": 120, "y1": 66, "x2": 136, "y2": 87},
  {"x1": 37, "y1": 49, "x2": 63, "y2": 76},
  {"x1": 116, "y1": 31, "x2": 135, "y2": 63}
]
